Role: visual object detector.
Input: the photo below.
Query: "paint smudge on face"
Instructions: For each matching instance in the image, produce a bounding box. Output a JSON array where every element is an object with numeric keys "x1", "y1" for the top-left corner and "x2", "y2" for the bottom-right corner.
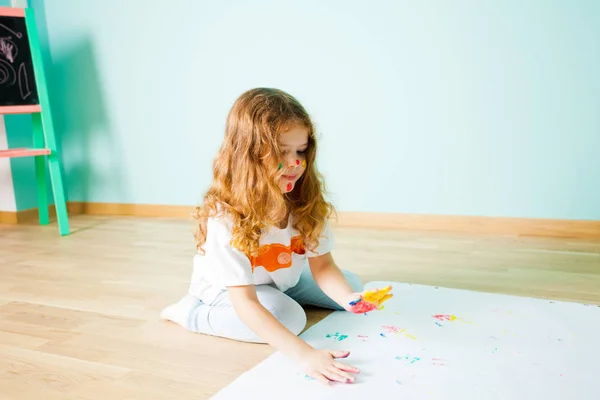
[
  {"x1": 278, "y1": 163, "x2": 283, "y2": 170},
  {"x1": 326, "y1": 332, "x2": 348, "y2": 341},
  {"x1": 295, "y1": 159, "x2": 300, "y2": 165},
  {"x1": 286, "y1": 182, "x2": 292, "y2": 192},
  {"x1": 302, "y1": 159, "x2": 306, "y2": 168}
]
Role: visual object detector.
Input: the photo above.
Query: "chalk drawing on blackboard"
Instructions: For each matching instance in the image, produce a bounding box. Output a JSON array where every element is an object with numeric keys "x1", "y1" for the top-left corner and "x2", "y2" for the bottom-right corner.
[
  {"x1": 0, "y1": 59, "x2": 16, "y2": 85},
  {"x1": 0, "y1": 37, "x2": 17, "y2": 62},
  {"x1": 18, "y1": 62, "x2": 31, "y2": 99},
  {"x1": 0, "y1": 22, "x2": 22, "y2": 39}
]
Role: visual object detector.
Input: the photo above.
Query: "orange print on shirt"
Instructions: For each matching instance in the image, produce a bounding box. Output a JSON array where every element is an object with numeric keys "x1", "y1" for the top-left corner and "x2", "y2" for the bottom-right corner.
[{"x1": 247, "y1": 236, "x2": 306, "y2": 273}]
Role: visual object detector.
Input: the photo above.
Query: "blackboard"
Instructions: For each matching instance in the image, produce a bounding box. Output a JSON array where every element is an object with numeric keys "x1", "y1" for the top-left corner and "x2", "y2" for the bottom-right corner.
[{"x1": 0, "y1": 15, "x2": 39, "y2": 106}]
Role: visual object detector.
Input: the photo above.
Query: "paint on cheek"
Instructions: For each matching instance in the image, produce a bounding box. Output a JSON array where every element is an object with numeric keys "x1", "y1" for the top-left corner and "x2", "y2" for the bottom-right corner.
[
  {"x1": 295, "y1": 159, "x2": 300, "y2": 166},
  {"x1": 278, "y1": 163, "x2": 283, "y2": 170},
  {"x1": 287, "y1": 182, "x2": 292, "y2": 192},
  {"x1": 302, "y1": 159, "x2": 306, "y2": 168}
]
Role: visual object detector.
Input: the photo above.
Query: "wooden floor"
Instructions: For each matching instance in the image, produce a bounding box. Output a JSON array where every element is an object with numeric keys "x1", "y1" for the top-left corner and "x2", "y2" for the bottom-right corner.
[{"x1": 1, "y1": 215, "x2": 599, "y2": 399}]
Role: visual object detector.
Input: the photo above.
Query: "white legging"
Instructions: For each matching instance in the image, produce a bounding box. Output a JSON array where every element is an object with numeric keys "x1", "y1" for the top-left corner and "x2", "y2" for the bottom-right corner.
[{"x1": 161, "y1": 266, "x2": 363, "y2": 343}]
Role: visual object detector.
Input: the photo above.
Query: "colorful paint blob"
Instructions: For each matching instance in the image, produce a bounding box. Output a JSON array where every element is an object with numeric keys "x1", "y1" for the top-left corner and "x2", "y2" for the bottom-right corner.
[
  {"x1": 286, "y1": 182, "x2": 292, "y2": 192},
  {"x1": 348, "y1": 286, "x2": 393, "y2": 314},
  {"x1": 432, "y1": 314, "x2": 472, "y2": 324},
  {"x1": 326, "y1": 332, "x2": 348, "y2": 341},
  {"x1": 433, "y1": 314, "x2": 458, "y2": 322},
  {"x1": 295, "y1": 159, "x2": 300, "y2": 165},
  {"x1": 302, "y1": 159, "x2": 307, "y2": 168},
  {"x1": 382, "y1": 325, "x2": 417, "y2": 340},
  {"x1": 396, "y1": 355, "x2": 421, "y2": 364},
  {"x1": 278, "y1": 163, "x2": 283, "y2": 170}
]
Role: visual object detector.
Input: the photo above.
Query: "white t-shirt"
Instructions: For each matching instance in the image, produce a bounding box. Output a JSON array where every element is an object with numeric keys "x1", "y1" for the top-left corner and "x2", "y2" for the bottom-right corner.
[{"x1": 188, "y1": 212, "x2": 334, "y2": 305}]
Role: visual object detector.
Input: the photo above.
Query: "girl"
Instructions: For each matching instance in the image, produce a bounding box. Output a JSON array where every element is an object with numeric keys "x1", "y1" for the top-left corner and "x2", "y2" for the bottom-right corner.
[{"x1": 161, "y1": 88, "x2": 392, "y2": 385}]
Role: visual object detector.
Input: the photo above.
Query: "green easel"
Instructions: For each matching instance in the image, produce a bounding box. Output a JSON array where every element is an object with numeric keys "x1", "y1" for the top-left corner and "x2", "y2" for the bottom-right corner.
[{"x1": 0, "y1": 6, "x2": 70, "y2": 235}]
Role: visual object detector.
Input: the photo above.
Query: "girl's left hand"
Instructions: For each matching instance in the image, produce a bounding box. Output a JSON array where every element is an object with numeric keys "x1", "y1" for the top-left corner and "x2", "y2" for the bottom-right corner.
[{"x1": 346, "y1": 286, "x2": 393, "y2": 314}]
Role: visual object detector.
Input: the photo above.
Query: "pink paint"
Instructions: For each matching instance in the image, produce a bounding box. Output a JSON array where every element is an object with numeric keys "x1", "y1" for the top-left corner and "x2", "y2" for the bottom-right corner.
[
  {"x1": 382, "y1": 325, "x2": 404, "y2": 334},
  {"x1": 0, "y1": 105, "x2": 42, "y2": 115},
  {"x1": 0, "y1": 7, "x2": 25, "y2": 17},
  {"x1": 348, "y1": 300, "x2": 377, "y2": 313},
  {"x1": 433, "y1": 314, "x2": 457, "y2": 321}
]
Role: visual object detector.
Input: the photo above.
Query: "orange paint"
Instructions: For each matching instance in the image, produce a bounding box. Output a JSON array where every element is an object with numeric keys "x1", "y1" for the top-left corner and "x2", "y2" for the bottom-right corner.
[{"x1": 247, "y1": 236, "x2": 305, "y2": 272}]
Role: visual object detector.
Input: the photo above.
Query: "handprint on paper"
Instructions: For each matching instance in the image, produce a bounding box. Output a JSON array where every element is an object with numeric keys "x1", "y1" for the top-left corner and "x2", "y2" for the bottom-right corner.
[{"x1": 348, "y1": 286, "x2": 393, "y2": 314}]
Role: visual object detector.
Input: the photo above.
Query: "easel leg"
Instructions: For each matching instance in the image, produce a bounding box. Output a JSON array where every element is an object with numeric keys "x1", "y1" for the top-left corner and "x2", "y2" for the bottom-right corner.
[
  {"x1": 47, "y1": 152, "x2": 70, "y2": 236},
  {"x1": 25, "y1": 7, "x2": 70, "y2": 236},
  {"x1": 32, "y1": 113, "x2": 49, "y2": 225}
]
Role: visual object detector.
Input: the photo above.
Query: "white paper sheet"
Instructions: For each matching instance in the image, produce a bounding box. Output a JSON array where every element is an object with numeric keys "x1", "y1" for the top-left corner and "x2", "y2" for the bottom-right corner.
[{"x1": 209, "y1": 281, "x2": 600, "y2": 400}]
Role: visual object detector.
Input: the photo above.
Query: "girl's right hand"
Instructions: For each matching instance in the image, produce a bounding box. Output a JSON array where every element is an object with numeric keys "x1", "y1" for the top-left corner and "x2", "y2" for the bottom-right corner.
[{"x1": 300, "y1": 348, "x2": 360, "y2": 385}]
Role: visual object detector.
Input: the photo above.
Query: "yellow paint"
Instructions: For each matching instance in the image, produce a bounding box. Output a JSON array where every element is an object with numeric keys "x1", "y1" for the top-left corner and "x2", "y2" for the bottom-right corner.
[
  {"x1": 405, "y1": 334, "x2": 416, "y2": 340},
  {"x1": 302, "y1": 159, "x2": 306, "y2": 168},
  {"x1": 362, "y1": 286, "x2": 393, "y2": 307}
]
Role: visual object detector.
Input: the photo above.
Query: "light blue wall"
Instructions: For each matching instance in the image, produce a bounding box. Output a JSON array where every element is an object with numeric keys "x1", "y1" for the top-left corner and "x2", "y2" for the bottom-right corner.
[{"x1": 8, "y1": 0, "x2": 599, "y2": 220}]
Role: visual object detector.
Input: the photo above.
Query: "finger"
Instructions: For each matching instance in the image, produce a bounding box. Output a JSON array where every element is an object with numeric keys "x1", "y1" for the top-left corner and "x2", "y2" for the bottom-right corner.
[
  {"x1": 379, "y1": 293, "x2": 393, "y2": 304},
  {"x1": 329, "y1": 350, "x2": 350, "y2": 358},
  {"x1": 328, "y1": 367, "x2": 355, "y2": 383},
  {"x1": 334, "y1": 360, "x2": 360, "y2": 373},
  {"x1": 373, "y1": 286, "x2": 392, "y2": 302},
  {"x1": 363, "y1": 289, "x2": 381, "y2": 303},
  {"x1": 323, "y1": 369, "x2": 348, "y2": 383}
]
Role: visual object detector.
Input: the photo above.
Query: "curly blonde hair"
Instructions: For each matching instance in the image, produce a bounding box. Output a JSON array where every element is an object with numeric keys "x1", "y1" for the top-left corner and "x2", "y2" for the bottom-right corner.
[{"x1": 193, "y1": 88, "x2": 335, "y2": 257}]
